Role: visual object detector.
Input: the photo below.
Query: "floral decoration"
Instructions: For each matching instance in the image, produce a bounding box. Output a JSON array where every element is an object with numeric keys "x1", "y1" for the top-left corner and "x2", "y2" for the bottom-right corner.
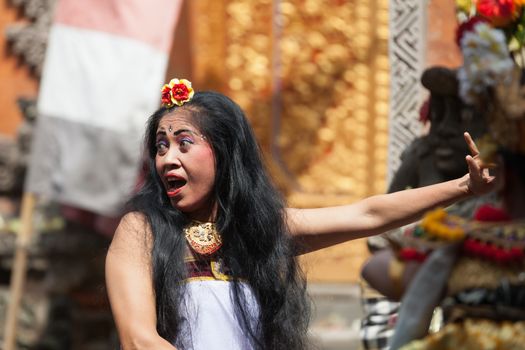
[
  {"x1": 455, "y1": 0, "x2": 525, "y2": 162},
  {"x1": 473, "y1": 203, "x2": 512, "y2": 221},
  {"x1": 398, "y1": 247, "x2": 428, "y2": 262},
  {"x1": 457, "y1": 0, "x2": 474, "y2": 14},
  {"x1": 457, "y1": 0, "x2": 525, "y2": 41},
  {"x1": 161, "y1": 78, "x2": 195, "y2": 107},
  {"x1": 463, "y1": 237, "x2": 524, "y2": 263},
  {"x1": 477, "y1": 0, "x2": 521, "y2": 27},
  {"x1": 400, "y1": 208, "x2": 525, "y2": 264},
  {"x1": 455, "y1": 16, "x2": 487, "y2": 45},
  {"x1": 457, "y1": 21, "x2": 514, "y2": 104},
  {"x1": 420, "y1": 208, "x2": 466, "y2": 241}
]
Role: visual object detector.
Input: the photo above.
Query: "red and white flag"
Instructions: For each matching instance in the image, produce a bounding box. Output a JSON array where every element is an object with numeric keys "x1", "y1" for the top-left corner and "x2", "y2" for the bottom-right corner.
[{"x1": 26, "y1": 0, "x2": 182, "y2": 215}]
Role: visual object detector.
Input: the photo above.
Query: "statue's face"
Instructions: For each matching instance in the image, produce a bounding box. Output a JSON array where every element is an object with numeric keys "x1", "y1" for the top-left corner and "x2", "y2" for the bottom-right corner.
[{"x1": 427, "y1": 94, "x2": 486, "y2": 179}]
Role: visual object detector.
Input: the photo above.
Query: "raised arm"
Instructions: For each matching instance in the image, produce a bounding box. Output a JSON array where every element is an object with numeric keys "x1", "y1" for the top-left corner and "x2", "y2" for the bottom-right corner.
[
  {"x1": 105, "y1": 212, "x2": 177, "y2": 350},
  {"x1": 288, "y1": 133, "x2": 496, "y2": 253}
]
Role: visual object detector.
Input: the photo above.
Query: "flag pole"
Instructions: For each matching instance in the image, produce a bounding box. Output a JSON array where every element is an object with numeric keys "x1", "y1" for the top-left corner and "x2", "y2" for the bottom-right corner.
[{"x1": 3, "y1": 192, "x2": 37, "y2": 350}]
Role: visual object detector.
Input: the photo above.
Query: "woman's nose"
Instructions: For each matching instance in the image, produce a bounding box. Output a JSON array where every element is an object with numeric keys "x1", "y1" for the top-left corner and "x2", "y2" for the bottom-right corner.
[{"x1": 164, "y1": 148, "x2": 182, "y2": 167}]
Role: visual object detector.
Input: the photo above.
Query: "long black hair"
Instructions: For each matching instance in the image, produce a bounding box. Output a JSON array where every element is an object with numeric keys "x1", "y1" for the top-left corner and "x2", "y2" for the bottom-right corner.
[{"x1": 127, "y1": 91, "x2": 310, "y2": 349}]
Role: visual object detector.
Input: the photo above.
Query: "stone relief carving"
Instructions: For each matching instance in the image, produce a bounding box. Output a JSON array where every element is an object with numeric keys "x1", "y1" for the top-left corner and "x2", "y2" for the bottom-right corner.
[
  {"x1": 5, "y1": 0, "x2": 56, "y2": 77},
  {"x1": 1, "y1": 0, "x2": 54, "y2": 192},
  {"x1": 0, "y1": 98, "x2": 36, "y2": 195},
  {"x1": 387, "y1": 0, "x2": 426, "y2": 181}
]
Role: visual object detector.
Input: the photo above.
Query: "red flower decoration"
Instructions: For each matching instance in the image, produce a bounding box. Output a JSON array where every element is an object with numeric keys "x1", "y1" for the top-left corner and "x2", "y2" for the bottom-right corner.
[
  {"x1": 473, "y1": 204, "x2": 511, "y2": 222},
  {"x1": 510, "y1": 247, "x2": 524, "y2": 259},
  {"x1": 399, "y1": 248, "x2": 427, "y2": 262},
  {"x1": 455, "y1": 16, "x2": 487, "y2": 47},
  {"x1": 160, "y1": 78, "x2": 195, "y2": 107},
  {"x1": 476, "y1": 0, "x2": 519, "y2": 27},
  {"x1": 161, "y1": 86, "x2": 172, "y2": 106},
  {"x1": 171, "y1": 83, "x2": 190, "y2": 103}
]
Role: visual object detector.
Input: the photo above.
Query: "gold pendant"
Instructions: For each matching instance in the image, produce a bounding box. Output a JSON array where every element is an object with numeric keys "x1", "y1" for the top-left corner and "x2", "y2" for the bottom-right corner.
[{"x1": 184, "y1": 221, "x2": 222, "y2": 255}]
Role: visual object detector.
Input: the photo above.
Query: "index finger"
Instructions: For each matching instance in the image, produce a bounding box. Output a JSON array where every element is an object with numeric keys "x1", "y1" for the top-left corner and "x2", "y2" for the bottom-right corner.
[{"x1": 464, "y1": 132, "x2": 479, "y2": 157}]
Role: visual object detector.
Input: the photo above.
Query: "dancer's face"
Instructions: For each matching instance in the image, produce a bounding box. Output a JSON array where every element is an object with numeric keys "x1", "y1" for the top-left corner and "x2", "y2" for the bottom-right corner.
[{"x1": 155, "y1": 112, "x2": 216, "y2": 221}]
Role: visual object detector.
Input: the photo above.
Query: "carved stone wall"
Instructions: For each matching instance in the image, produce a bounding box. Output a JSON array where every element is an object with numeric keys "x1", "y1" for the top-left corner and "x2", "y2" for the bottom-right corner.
[
  {"x1": 0, "y1": 98, "x2": 36, "y2": 195},
  {"x1": 190, "y1": 0, "x2": 390, "y2": 281},
  {"x1": 387, "y1": 0, "x2": 462, "y2": 182},
  {"x1": 5, "y1": 0, "x2": 56, "y2": 77},
  {"x1": 387, "y1": 0, "x2": 426, "y2": 181},
  {"x1": 0, "y1": 2, "x2": 39, "y2": 136}
]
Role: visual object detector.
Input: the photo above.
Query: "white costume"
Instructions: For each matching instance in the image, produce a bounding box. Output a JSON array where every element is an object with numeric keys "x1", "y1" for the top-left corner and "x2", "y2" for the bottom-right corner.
[{"x1": 174, "y1": 260, "x2": 259, "y2": 350}]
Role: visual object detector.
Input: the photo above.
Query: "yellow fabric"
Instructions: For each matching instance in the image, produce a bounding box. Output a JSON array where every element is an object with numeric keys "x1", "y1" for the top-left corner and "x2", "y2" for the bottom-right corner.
[
  {"x1": 447, "y1": 256, "x2": 525, "y2": 296},
  {"x1": 400, "y1": 319, "x2": 525, "y2": 350},
  {"x1": 389, "y1": 257, "x2": 405, "y2": 297}
]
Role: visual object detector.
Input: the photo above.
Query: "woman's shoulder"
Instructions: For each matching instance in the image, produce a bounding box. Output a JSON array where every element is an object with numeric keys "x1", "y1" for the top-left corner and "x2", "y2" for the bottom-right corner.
[
  {"x1": 111, "y1": 211, "x2": 153, "y2": 251},
  {"x1": 119, "y1": 211, "x2": 149, "y2": 228}
]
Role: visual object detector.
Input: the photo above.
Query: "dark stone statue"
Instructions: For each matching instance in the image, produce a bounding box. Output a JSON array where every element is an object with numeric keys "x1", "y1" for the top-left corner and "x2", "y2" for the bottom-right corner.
[{"x1": 388, "y1": 67, "x2": 487, "y2": 193}]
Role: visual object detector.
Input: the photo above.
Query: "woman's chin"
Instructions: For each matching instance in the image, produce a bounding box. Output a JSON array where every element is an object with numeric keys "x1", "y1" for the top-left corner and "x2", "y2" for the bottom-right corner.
[{"x1": 171, "y1": 202, "x2": 215, "y2": 222}]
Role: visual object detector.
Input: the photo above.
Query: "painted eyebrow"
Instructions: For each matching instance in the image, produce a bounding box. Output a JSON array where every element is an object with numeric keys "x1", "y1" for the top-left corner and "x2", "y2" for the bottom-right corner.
[
  {"x1": 173, "y1": 129, "x2": 194, "y2": 136},
  {"x1": 155, "y1": 128, "x2": 194, "y2": 137}
]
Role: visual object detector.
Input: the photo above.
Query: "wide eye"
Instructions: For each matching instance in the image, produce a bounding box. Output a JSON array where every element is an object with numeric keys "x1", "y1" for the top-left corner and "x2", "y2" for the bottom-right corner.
[
  {"x1": 156, "y1": 139, "x2": 169, "y2": 155},
  {"x1": 178, "y1": 136, "x2": 194, "y2": 150}
]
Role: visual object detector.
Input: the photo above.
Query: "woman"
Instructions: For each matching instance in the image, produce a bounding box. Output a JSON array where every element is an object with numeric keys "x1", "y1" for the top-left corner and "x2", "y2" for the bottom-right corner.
[{"x1": 105, "y1": 78, "x2": 494, "y2": 350}]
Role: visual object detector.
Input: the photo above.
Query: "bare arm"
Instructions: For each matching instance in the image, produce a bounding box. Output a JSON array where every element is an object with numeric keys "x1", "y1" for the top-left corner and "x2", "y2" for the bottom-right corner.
[
  {"x1": 288, "y1": 176, "x2": 471, "y2": 252},
  {"x1": 105, "y1": 212, "x2": 177, "y2": 350},
  {"x1": 288, "y1": 133, "x2": 496, "y2": 253}
]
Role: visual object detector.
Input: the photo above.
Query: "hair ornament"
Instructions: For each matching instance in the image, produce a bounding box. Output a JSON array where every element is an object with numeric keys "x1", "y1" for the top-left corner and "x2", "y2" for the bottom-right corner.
[{"x1": 161, "y1": 78, "x2": 195, "y2": 107}]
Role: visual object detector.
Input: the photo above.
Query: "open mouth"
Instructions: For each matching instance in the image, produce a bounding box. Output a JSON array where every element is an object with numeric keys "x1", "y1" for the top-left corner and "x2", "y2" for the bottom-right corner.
[{"x1": 166, "y1": 177, "x2": 187, "y2": 197}]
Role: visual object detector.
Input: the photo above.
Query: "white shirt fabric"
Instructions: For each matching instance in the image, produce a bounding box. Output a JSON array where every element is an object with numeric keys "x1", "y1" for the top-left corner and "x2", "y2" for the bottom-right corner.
[{"x1": 175, "y1": 280, "x2": 259, "y2": 350}]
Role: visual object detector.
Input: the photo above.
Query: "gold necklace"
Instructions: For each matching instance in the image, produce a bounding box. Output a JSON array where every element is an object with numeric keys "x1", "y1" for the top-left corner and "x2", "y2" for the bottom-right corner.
[{"x1": 183, "y1": 221, "x2": 222, "y2": 255}]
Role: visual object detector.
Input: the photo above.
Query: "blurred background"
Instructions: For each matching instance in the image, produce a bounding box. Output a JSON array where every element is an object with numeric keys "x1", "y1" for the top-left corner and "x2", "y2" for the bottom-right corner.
[{"x1": 0, "y1": 0, "x2": 461, "y2": 349}]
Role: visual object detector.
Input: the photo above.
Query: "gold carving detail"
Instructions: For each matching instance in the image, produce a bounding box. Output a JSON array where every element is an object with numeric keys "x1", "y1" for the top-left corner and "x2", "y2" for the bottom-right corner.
[
  {"x1": 191, "y1": 0, "x2": 389, "y2": 207},
  {"x1": 190, "y1": 0, "x2": 390, "y2": 281}
]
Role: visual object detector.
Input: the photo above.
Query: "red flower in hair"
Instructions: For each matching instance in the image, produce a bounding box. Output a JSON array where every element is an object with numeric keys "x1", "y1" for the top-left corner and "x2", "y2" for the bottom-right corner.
[
  {"x1": 160, "y1": 78, "x2": 195, "y2": 107},
  {"x1": 171, "y1": 83, "x2": 190, "y2": 103},
  {"x1": 161, "y1": 85, "x2": 172, "y2": 106},
  {"x1": 476, "y1": 0, "x2": 519, "y2": 27}
]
